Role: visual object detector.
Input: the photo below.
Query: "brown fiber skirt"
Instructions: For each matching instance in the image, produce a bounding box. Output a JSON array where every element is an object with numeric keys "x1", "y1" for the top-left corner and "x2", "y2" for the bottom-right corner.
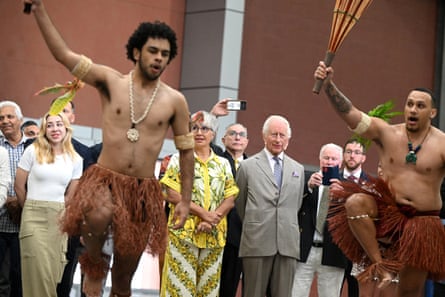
[
  {"x1": 328, "y1": 176, "x2": 445, "y2": 281},
  {"x1": 61, "y1": 164, "x2": 167, "y2": 257}
]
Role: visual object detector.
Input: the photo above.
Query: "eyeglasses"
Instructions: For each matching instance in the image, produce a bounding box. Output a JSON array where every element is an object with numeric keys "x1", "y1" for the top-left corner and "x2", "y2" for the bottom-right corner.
[
  {"x1": 226, "y1": 130, "x2": 247, "y2": 138},
  {"x1": 191, "y1": 125, "x2": 212, "y2": 134},
  {"x1": 269, "y1": 132, "x2": 287, "y2": 139},
  {"x1": 344, "y1": 150, "x2": 363, "y2": 155}
]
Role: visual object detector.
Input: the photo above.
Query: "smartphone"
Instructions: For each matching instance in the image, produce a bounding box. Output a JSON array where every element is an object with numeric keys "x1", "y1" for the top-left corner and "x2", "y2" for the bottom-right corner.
[
  {"x1": 322, "y1": 165, "x2": 339, "y2": 185},
  {"x1": 227, "y1": 100, "x2": 247, "y2": 111}
]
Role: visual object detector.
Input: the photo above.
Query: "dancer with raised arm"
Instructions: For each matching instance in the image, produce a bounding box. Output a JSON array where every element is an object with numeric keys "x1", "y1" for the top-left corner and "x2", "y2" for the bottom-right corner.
[{"x1": 24, "y1": 1, "x2": 194, "y2": 296}]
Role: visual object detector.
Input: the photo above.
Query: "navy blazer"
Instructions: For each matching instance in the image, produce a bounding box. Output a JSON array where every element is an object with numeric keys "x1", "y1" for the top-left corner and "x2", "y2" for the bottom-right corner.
[{"x1": 72, "y1": 138, "x2": 94, "y2": 171}]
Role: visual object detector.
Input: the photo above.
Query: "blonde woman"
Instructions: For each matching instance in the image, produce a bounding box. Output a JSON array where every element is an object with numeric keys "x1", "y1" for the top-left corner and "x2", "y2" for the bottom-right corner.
[{"x1": 15, "y1": 112, "x2": 82, "y2": 297}]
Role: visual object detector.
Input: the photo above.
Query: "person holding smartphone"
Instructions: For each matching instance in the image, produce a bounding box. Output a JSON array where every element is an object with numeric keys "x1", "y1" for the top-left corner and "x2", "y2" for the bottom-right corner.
[{"x1": 293, "y1": 143, "x2": 348, "y2": 297}]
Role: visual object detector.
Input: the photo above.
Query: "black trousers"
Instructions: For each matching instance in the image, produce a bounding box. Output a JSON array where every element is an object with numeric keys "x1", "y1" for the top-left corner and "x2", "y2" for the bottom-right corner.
[
  {"x1": 344, "y1": 261, "x2": 359, "y2": 297},
  {"x1": 0, "y1": 232, "x2": 22, "y2": 297},
  {"x1": 434, "y1": 281, "x2": 445, "y2": 297},
  {"x1": 57, "y1": 236, "x2": 81, "y2": 297},
  {"x1": 219, "y1": 243, "x2": 242, "y2": 297}
]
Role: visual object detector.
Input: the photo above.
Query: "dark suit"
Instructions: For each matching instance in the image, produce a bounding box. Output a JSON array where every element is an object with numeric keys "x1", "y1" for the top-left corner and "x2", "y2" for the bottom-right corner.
[
  {"x1": 57, "y1": 138, "x2": 94, "y2": 297},
  {"x1": 218, "y1": 150, "x2": 247, "y2": 297},
  {"x1": 298, "y1": 177, "x2": 348, "y2": 269},
  {"x1": 298, "y1": 170, "x2": 368, "y2": 266},
  {"x1": 295, "y1": 170, "x2": 357, "y2": 297}
]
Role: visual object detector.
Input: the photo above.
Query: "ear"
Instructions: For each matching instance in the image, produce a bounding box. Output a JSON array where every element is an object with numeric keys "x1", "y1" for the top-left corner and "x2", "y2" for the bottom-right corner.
[
  {"x1": 430, "y1": 108, "x2": 437, "y2": 119},
  {"x1": 133, "y1": 48, "x2": 140, "y2": 61}
]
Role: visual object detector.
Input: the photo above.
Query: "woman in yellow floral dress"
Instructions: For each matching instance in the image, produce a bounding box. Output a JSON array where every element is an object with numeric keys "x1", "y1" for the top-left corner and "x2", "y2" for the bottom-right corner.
[{"x1": 160, "y1": 111, "x2": 239, "y2": 297}]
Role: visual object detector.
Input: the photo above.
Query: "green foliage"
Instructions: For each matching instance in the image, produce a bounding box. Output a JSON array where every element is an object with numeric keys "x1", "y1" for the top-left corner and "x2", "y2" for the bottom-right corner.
[
  {"x1": 48, "y1": 90, "x2": 76, "y2": 116},
  {"x1": 352, "y1": 100, "x2": 403, "y2": 149},
  {"x1": 35, "y1": 78, "x2": 84, "y2": 116}
]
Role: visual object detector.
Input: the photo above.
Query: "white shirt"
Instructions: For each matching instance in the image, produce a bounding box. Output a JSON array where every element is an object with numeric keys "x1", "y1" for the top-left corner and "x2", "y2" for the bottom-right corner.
[
  {"x1": 343, "y1": 168, "x2": 361, "y2": 182},
  {"x1": 18, "y1": 145, "x2": 83, "y2": 203},
  {"x1": 313, "y1": 185, "x2": 329, "y2": 241}
]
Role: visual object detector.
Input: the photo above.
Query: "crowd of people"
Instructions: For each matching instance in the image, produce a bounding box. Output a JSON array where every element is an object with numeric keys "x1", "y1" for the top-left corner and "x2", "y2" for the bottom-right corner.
[{"x1": 0, "y1": 1, "x2": 444, "y2": 297}]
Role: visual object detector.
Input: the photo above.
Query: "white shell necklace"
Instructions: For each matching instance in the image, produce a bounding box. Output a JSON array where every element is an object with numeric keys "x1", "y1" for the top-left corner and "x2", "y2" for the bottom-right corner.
[{"x1": 127, "y1": 70, "x2": 160, "y2": 142}]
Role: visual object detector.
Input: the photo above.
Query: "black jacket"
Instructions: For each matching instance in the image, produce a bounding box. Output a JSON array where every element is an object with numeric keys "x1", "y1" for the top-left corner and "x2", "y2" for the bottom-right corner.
[{"x1": 298, "y1": 170, "x2": 368, "y2": 268}]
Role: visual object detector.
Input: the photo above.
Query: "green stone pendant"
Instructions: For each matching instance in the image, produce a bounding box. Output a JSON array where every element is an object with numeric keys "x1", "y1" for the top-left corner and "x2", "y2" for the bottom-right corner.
[{"x1": 405, "y1": 151, "x2": 417, "y2": 164}]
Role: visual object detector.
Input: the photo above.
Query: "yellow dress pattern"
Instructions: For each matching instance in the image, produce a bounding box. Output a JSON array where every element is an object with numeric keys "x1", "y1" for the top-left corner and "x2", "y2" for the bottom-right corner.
[{"x1": 160, "y1": 151, "x2": 239, "y2": 297}]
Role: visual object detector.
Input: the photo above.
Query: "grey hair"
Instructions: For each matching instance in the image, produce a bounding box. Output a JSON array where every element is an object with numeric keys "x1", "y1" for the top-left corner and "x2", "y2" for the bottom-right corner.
[
  {"x1": 262, "y1": 115, "x2": 292, "y2": 138},
  {"x1": 225, "y1": 123, "x2": 248, "y2": 136},
  {"x1": 0, "y1": 100, "x2": 23, "y2": 120},
  {"x1": 191, "y1": 110, "x2": 218, "y2": 133},
  {"x1": 319, "y1": 143, "x2": 343, "y2": 163}
]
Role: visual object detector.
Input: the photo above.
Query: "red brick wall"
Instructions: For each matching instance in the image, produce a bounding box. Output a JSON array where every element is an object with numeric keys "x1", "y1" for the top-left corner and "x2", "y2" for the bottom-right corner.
[
  {"x1": 237, "y1": 0, "x2": 438, "y2": 172},
  {"x1": 0, "y1": 0, "x2": 186, "y2": 127}
]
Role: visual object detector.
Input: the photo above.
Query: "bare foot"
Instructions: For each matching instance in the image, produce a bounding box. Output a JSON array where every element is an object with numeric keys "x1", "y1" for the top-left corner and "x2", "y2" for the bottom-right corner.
[{"x1": 82, "y1": 273, "x2": 104, "y2": 297}]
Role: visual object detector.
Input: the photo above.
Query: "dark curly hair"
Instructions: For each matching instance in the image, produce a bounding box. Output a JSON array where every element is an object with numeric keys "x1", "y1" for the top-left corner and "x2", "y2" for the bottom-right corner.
[{"x1": 126, "y1": 21, "x2": 178, "y2": 64}]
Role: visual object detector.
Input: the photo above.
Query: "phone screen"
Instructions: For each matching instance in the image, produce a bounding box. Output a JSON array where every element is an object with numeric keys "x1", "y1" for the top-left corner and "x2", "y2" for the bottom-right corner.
[{"x1": 227, "y1": 100, "x2": 247, "y2": 111}]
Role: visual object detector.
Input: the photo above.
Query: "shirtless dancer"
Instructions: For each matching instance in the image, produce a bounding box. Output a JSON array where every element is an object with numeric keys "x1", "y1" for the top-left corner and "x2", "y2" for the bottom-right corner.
[
  {"x1": 24, "y1": 1, "x2": 194, "y2": 296},
  {"x1": 314, "y1": 62, "x2": 445, "y2": 297}
]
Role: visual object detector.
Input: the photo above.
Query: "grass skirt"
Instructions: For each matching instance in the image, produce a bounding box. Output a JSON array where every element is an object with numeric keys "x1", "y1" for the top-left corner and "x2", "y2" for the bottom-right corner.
[
  {"x1": 328, "y1": 176, "x2": 445, "y2": 281},
  {"x1": 62, "y1": 164, "x2": 167, "y2": 257}
]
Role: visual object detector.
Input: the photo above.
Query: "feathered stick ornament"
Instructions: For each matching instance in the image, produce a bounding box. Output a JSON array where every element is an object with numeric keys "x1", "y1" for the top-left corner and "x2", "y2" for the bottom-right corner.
[
  {"x1": 35, "y1": 78, "x2": 84, "y2": 115},
  {"x1": 313, "y1": 0, "x2": 374, "y2": 94}
]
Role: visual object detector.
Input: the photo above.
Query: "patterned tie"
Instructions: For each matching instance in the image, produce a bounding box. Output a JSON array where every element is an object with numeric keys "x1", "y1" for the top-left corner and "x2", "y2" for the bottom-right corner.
[
  {"x1": 273, "y1": 156, "x2": 282, "y2": 187},
  {"x1": 347, "y1": 175, "x2": 357, "y2": 183},
  {"x1": 316, "y1": 186, "x2": 329, "y2": 233},
  {"x1": 234, "y1": 159, "x2": 239, "y2": 170}
]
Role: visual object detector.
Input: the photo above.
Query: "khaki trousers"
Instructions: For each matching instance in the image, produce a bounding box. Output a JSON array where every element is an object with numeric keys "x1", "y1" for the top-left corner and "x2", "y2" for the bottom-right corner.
[{"x1": 19, "y1": 200, "x2": 67, "y2": 297}]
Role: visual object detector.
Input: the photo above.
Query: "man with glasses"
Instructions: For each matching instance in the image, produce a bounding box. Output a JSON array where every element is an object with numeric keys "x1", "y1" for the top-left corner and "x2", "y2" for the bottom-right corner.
[
  {"x1": 342, "y1": 139, "x2": 368, "y2": 184},
  {"x1": 236, "y1": 115, "x2": 305, "y2": 297},
  {"x1": 218, "y1": 123, "x2": 249, "y2": 297},
  {"x1": 340, "y1": 139, "x2": 369, "y2": 297}
]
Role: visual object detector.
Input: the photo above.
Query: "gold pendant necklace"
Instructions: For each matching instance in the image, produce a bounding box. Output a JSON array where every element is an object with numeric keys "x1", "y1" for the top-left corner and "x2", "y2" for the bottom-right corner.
[{"x1": 127, "y1": 70, "x2": 160, "y2": 142}]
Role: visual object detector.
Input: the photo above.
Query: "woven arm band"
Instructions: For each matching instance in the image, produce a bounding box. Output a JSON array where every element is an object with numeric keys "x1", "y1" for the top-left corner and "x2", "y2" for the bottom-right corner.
[
  {"x1": 348, "y1": 112, "x2": 371, "y2": 135},
  {"x1": 174, "y1": 132, "x2": 194, "y2": 150},
  {"x1": 71, "y1": 55, "x2": 92, "y2": 80}
]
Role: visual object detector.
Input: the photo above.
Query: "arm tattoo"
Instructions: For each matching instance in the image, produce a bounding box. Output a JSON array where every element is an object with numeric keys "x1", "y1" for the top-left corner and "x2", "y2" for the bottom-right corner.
[{"x1": 325, "y1": 82, "x2": 352, "y2": 114}]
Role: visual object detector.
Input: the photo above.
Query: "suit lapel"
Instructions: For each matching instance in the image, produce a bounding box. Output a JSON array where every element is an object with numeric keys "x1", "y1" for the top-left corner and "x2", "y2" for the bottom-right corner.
[
  {"x1": 281, "y1": 154, "x2": 294, "y2": 190},
  {"x1": 256, "y1": 150, "x2": 278, "y2": 187}
]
